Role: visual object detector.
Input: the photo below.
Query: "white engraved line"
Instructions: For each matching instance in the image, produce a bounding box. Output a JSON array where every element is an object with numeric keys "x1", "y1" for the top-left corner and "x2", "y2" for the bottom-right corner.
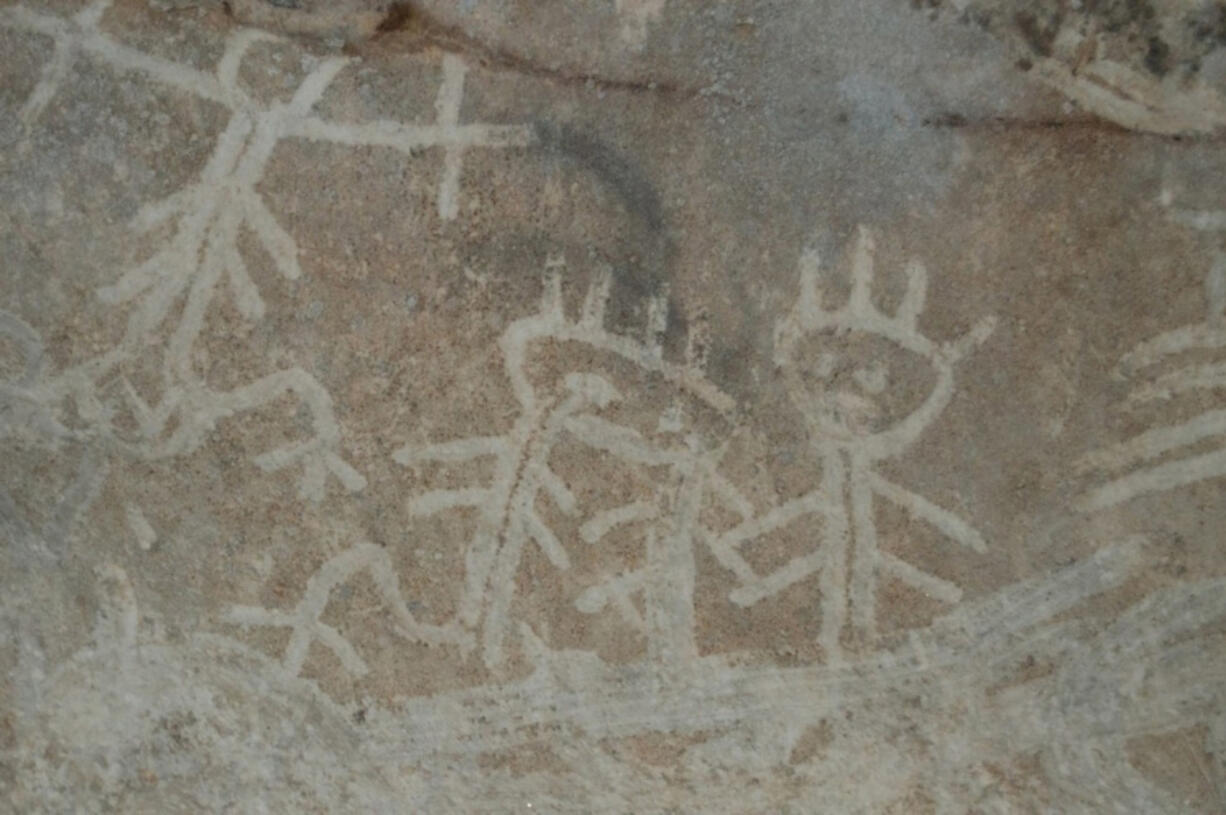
[
  {"x1": 775, "y1": 225, "x2": 995, "y2": 461},
  {"x1": 15, "y1": 24, "x2": 73, "y2": 125},
  {"x1": 10, "y1": 28, "x2": 367, "y2": 499},
  {"x1": 1120, "y1": 323, "x2": 1226, "y2": 371},
  {"x1": 1073, "y1": 200, "x2": 1226, "y2": 513},
  {"x1": 1125, "y1": 361, "x2": 1226, "y2": 404},
  {"x1": 728, "y1": 550, "x2": 825, "y2": 607},
  {"x1": 1076, "y1": 409, "x2": 1226, "y2": 474},
  {"x1": 646, "y1": 456, "x2": 704, "y2": 662},
  {"x1": 479, "y1": 385, "x2": 597, "y2": 667},
  {"x1": 1078, "y1": 447, "x2": 1226, "y2": 512},
  {"x1": 818, "y1": 450, "x2": 850, "y2": 661},
  {"x1": 866, "y1": 470, "x2": 988, "y2": 553},
  {"x1": 695, "y1": 526, "x2": 758, "y2": 585},
  {"x1": 878, "y1": 552, "x2": 962, "y2": 604},
  {"x1": 393, "y1": 265, "x2": 737, "y2": 666},
  {"x1": 393, "y1": 436, "x2": 511, "y2": 466},
  {"x1": 409, "y1": 487, "x2": 493, "y2": 515},
  {"x1": 435, "y1": 54, "x2": 467, "y2": 220},
  {"x1": 575, "y1": 570, "x2": 648, "y2": 632},
  {"x1": 284, "y1": 113, "x2": 533, "y2": 149},
  {"x1": 715, "y1": 491, "x2": 829, "y2": 550},
  {"x1": 563, "y1": 414, "x2": 680, "y2": 467},
  {"x1": 1, "y1": 3, "x2": 229, "y2": 114},
  {"x1": 225, "y1": 542, "x2": 470, "y2": 678},
  {"x1": 847, "y1": 451, "x2": 879, "y2": 641},
  {"x1": 705, "y1": 468, "x2": 755, "y2": 521},
  {"x1": 8, "y1": 8, "x2": 538, "y2": 501},
  {"x1": 503, "y1": 316, "x2": 736, "y2": 417},
  {"x1": 580, "y1": 501, "x2": 658, "y2": 544},
  {"x1": 226, "y1": 606, "x2": 370, "y2": 676},
  {"x1": 124, "y1": 503, "x2": 157, "y2": 551}
]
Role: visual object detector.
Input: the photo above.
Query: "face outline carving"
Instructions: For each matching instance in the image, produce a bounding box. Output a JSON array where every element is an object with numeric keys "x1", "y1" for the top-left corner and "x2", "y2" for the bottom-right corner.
[
  {"x1": 783, "y1": 327, "x2": 953, "y2": 454},
  {"x1": 774, "y1": 226, "x2": 995, "y2": 462}
]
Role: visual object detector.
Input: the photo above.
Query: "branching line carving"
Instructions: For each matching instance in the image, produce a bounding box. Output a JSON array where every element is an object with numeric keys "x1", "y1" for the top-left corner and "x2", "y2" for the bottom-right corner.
[
  {"x1": 225, "y1": 542, "x2": 472, "y2": 678},
  {"x1": 1077, "y1": 201, "x2": 1226, "y2": 511},
  {"x1": 1, "y1": 1, "x2": 534, "y2": 500},
  {"x1": 395, "y1": 259, "x2": 733, "y2": 668}
]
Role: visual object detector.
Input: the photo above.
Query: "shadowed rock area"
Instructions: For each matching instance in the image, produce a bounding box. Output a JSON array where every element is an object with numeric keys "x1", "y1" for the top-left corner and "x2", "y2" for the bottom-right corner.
[{"x1": 2, "y1": 0, "x2": 1225, "y2": 811}]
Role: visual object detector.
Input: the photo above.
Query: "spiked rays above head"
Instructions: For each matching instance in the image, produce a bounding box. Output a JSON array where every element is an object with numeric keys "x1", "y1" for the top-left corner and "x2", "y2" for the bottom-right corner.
[
  {"x1": 775, "y1": 225, "x2": 995, "y2": 367},
  {"x1": 521, "y1": 257, "x2": 732, "y2": 418}
]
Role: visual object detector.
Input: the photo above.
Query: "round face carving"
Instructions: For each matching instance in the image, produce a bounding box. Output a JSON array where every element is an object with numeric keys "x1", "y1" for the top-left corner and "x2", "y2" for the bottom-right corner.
[{"x1": 784, "y1": 328, "x2": 944, "y2": 447}]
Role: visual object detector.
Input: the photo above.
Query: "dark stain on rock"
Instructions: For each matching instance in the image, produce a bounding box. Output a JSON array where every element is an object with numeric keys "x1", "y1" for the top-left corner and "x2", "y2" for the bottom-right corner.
[
  {"x1": 1189, "y1": 3, "x2": 1226, "y2": 48},
  {"x1": 1013, "y1": 9, "x2": 1062, "y2": 57},
  {"x1": 921, "y1": 0, "x2": 1226, "y2": 81},
  {"x1": 533, "y1": 122, "x2": 672, "y2": 326},
  {"x1": 1144, "y1": 35, "x2": 1172, "y2": 75},
  {"x1": 535, "y1": 124, "x2": 666, "y2": 237},
  {"x1": 660, "y1": 301, "x2": 690, "y2": 362},
  {"x1": 376, "y1": 1, "x2": 417, "y2": 34},
  {"x1": 356, "y1": 3, "x2": 736, "y2": 103},
  {"x1": 1083, "y1": 0, "x2": 1156, "y2": 33},
  {"x1": 922, "y1": 111, "x2": 968, "y2": 128}
]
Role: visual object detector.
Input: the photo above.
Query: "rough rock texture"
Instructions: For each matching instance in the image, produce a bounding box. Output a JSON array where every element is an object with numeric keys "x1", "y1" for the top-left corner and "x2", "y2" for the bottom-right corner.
[{"x1": 2, "y1": 0, "x2": 1225, "y2": 812}]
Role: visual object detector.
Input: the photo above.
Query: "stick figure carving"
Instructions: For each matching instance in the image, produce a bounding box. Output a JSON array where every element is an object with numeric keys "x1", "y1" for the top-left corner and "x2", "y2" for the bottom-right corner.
[
  {"x1": 717, "y1": 226, "x2": 995, "y2": 658},
  {"x1": 0, "y1": 0, "x2": 533, "y2": 501},
  {"x1": 394, "y1": 258, "x2": 734, "y2": 669}
]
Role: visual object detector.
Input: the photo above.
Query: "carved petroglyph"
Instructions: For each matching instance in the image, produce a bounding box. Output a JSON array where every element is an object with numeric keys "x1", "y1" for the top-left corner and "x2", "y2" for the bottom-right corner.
[
  {"x1": 711, "y1": 227, "x2": 994, "y2": 658},
  {"x1": 6, "y1": 1, "x2": 1225, "y2": 809},
  {"x1": 1, "y1": 2, "x2": 533, "y2": 501},
  {"x1": 1078, "y1": 199, "x2": 1226, "y2": 511},
  {"x1": 398, "y1": 368, "x2": 615, "y2": 669},
  {"x1": 574, "y1": 437, "x2": 736, "y2": 665},
  {"x1": 123, "y1": 503, "x2": 156, "y2": 551},
  {"x1": 396, "y1": 258, "x2": 734, "y2": 668},
  {"x1": 933, "y1": 0, "x2": 1226, "y2": 137},
  {"x1": 434, "y1": 55, "x2": 472, "y2": 220},
  {"x1": 287, "y1": 51, "x2": 533, "y2": 220},
  {"x1": 225, "y1": 542, "x2": 472, "y2": 679},
  {"x1": 4, "y1": 0, "x2": 216, "y2": 141},
  {"x1": 386, "y1": 232, "x2": 993, "y2": 671},
  {"x1": 387, "y1": 231, "x2": 995, "y2": 669}
]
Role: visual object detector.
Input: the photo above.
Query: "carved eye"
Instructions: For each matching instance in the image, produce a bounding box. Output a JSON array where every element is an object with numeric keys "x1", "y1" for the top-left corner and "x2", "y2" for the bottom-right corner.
[{"x1": 789, "y1": 329, "x2": 939, "y2": 437}]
